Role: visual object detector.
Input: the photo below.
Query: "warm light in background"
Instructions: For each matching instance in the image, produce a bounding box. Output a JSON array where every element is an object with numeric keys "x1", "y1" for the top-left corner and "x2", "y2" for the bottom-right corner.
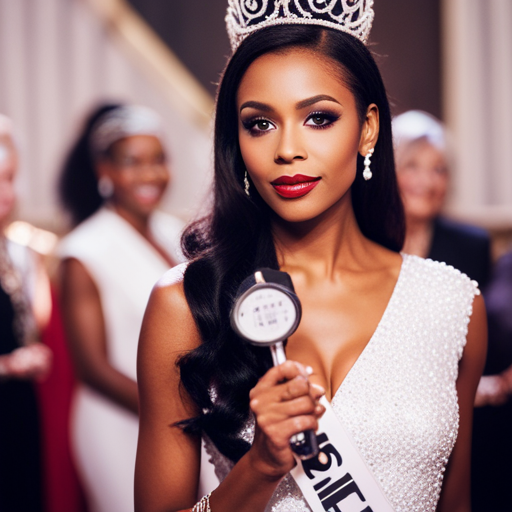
[{"x1": 6, "y1": 220, "x2": 59, "y2": 255}]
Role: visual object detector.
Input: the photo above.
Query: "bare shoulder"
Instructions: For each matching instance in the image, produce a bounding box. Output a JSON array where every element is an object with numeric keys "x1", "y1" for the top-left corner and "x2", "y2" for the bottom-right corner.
[
  {"x1": 137, "y1": 262, "x2": 202, "y2": 423},
  {"x1": 139, "y1": 263, "x2": 201, "y2": 363},
  {"x1": 457, "y1": 291, "x2": 487, "y2": 394},
  {"x1": 60, "y1": 257, "x2": 94, "y2": 285},
  {"x1": 135, "y1": 263, "x2": 203, "y2": 511}
]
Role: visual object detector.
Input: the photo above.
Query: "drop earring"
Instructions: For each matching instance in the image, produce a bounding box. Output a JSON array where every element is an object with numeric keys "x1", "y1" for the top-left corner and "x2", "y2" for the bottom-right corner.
[
  {"x1": 244, "y1": 170, "x2": 250, "y2": 197},
  {"x1": 98, "y1": 176, "x2": 114, "y2": 198},
  {"x1": 363, "y1": 147, "x2": 374, "y2": 181}
]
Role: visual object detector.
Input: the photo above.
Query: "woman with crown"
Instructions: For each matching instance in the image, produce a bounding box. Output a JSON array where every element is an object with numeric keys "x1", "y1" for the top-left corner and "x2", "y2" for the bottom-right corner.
[{"x1": 135, "y1": 1, "x2": 486, "y2": 511}]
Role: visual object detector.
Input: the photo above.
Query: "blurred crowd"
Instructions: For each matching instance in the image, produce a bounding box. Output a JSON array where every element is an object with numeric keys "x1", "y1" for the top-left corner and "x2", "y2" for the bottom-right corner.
[{"x1": 1, "y1": 104, "x2": 512, "y2": 512}]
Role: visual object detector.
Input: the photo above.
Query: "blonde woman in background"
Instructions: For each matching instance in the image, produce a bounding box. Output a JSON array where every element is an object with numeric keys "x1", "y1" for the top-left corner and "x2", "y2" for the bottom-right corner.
[
  {"x1": 0, "y1": 114, "x2": 52, "y2": 512},
  {"x1": 393, "y1": 110, "x2": 491, "y2": 288}
]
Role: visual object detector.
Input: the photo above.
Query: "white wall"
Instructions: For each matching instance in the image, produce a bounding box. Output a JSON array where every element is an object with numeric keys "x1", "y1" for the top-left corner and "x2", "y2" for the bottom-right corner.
[
  {"x1": 0, "y1": 0, "x2": 214, "y2": 232},
  {"x1": 443, "y1": 0, "x2": 512, "y2": 227}
]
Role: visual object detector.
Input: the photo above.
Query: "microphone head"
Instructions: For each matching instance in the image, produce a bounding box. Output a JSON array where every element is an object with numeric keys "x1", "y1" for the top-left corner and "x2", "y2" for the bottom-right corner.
[{"x1": 230, "y1": 270, "x2": 302, "y2": 346}]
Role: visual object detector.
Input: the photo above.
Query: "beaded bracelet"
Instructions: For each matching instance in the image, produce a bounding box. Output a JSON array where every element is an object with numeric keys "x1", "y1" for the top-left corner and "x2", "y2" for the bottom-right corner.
[{"x1": 192, "y1": 493, "x2": 211, "y2": 512}]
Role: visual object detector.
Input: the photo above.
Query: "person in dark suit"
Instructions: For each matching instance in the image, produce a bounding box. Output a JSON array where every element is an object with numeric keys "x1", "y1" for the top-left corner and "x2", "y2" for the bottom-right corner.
[
  {"x1": 429, "y1": 216, "x2": 491, "y2": 289},
  {"x1": 470, "y1": 251, "x2": 512, "y2": 511},
  {"x1": 392, "y1": 110, "x2": 491, "y2": 289}
]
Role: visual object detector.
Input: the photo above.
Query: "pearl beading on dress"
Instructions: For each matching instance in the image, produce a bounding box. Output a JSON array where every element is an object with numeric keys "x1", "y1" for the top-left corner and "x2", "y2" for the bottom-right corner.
[
  {"x1": 204, "y1": 254, "x2": 479, "y2": 511},
  {"x1": 226, "y1": 0, "x2": 375, "y2": 52}
]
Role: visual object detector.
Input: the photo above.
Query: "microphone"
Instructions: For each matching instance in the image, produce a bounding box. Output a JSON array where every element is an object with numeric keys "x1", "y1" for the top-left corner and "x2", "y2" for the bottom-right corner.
[{"x1": 230, "y1": 268, "x2": 319, "y2": 460}]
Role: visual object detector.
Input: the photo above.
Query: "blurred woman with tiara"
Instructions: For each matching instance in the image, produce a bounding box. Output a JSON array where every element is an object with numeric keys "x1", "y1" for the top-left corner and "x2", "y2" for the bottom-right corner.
[
  {"x1": 58, "y1": 104, "x2": 184, "y2": 512},
  {"x1": 135, "y1": 2, "x2": 486, "y2": 511}
]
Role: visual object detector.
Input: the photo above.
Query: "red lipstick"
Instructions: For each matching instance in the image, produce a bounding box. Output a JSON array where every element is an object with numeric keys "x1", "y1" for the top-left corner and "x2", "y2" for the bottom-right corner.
[{"x1": 271, "y1": 174, "x2": 321, "y2": 199}]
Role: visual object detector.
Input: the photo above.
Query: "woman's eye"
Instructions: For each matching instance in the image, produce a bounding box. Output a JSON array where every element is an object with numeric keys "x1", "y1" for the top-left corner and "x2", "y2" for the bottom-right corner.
[
  {"x1": 305, "y1": 112, "x2": 339, "y2": 128},
  {"x1": 243, "y1": 118, "x2": 275, "y2": 134},
  {"x1": 118, "y1": 157, "x2": 137, "y2": 167},
  {"x1": 311, "y1": 115, "x2": 326, "y2": 125},
  {"x1": 256, "y1": 120, "x2": 271, "y2": 130},
  {"x1": 153, "y1": 154, "x2": 166, "y2": 165}
]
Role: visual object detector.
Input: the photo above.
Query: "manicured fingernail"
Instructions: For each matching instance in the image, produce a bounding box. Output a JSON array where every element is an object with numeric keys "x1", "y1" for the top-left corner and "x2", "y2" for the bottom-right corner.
[
  {"x1": 318, "y1": 452, "x2": 329, "y2": 464},
  {"x1": 315, "y1": 404, "x2": 325, "y2": 415},
  {"x1": 311, "y1": 383, "x2": 325, "y2": 395},
  {"x1": 306, "y1": 366, "x2": 314, "y2": 376}
]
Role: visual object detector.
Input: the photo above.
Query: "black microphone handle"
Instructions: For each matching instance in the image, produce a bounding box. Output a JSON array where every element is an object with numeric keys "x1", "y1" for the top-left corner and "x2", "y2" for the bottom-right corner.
[{"x1": 289, "y1": 430, "x2": 319, "y2": 460}]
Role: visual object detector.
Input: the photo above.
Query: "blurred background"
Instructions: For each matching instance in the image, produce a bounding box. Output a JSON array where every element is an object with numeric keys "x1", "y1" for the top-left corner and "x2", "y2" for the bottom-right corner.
[{"x1": 0, "y1": 0, "x2": 511, "y2": 250}]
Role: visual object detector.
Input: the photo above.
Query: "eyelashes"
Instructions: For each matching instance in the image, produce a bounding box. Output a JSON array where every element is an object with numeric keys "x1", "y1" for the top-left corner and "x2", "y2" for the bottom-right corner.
[
  {"x1": 241, "y1": 117, "x2": 274, "y2": 135},
  {"x1": 305, "y1": 111, "x2": 340, "y2": 129},
  {"x1": 241, "y1": 110, "x2": 341, "y2": 136}
]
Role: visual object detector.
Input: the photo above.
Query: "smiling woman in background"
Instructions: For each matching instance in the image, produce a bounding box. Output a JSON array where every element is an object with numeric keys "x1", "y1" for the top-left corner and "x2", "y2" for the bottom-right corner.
[{"x1": 58, "y1": 104, "x2": 184, "y2": 512}]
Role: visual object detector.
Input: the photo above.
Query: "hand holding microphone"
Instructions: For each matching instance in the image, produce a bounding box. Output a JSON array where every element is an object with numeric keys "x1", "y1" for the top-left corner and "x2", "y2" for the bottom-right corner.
[{"x1": 230, "y1": 268, "x2": 321, "y2": 460}]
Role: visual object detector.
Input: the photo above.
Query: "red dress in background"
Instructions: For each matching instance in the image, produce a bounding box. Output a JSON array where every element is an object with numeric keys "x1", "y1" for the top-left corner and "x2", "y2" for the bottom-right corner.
[{"x1": 36, "y1": 288, "x2": 88, "y2": 512}]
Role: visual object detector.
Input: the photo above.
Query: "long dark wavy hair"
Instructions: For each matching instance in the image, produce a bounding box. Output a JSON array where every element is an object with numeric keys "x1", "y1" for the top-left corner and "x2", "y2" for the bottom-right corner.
[
  {"x1": 58, "y1": 104, "x2": 122, "y2": 226},
  {"x1": 178, "y1": 25, "x2": 405, "y2": 462}
]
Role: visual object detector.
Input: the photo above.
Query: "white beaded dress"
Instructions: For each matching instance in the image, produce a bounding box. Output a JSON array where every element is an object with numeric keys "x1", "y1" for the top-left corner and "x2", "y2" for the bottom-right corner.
[
  {"x1": 202, "y1": 254, "x2": 479, "y2": 512},
  {"x1": 58, "y1": 207, "x2": 184, "y2": 512}
]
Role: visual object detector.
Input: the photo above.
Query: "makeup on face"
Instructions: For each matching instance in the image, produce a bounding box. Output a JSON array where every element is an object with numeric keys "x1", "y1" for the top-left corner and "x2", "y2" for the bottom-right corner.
[
  {"x1": 271, "y1": 174, "x2": 321, "y2": 199},
  {"x1": 240, "y1": 95, "x2": 342, "y2": 137},
  {"x1": 236, "y1": 49, "x2": 366, "y2": 224}
]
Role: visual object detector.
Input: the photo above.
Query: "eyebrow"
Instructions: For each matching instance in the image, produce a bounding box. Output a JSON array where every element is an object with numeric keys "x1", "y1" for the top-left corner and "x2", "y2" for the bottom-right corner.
[
  {"x1": 240, "y1": 94, "x2": 341, "y2": 113},
  {"x1": 240, "y1": 101, "x2": 274, "y2": 113},
  {"x1": 296, "y1": 95, "x2": 341, "y2": 109}
]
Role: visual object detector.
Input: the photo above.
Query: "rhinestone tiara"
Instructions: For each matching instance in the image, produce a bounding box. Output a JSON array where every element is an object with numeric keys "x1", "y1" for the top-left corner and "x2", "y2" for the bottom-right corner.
[{"x1": 226, "y1": 0, "x2": 375, "y2": 53}]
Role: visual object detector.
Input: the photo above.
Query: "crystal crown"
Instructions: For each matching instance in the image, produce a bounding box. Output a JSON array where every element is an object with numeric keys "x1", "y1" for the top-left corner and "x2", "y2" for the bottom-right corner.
[{"x1": 226, "y1": 0, "x2": 375, "y2": 52}]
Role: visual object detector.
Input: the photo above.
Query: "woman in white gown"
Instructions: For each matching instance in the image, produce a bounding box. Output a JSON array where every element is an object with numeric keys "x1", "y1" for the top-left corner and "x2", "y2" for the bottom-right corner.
[
  {"x1": 135, "y1": 3, "x2": 486, "y2": 512},
  {"x1": 58, "y1": 105, "x2": 184, "y2": 512}
]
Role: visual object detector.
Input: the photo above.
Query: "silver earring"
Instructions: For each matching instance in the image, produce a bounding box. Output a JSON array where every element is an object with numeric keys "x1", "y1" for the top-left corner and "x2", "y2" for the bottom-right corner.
[
  {"x1": 363, "y1": 147, "x2": 374, "y2": 181},
  {"x1": 98, "y1": 176, "x2": 114, "y2": 198},
  {"x1": 244, "y1": 170, "x2": 250, "y2": 197}
]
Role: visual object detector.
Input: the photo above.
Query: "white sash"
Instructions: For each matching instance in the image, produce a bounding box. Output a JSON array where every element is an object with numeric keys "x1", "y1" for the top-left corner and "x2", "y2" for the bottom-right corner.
[{"x1": 290, "y1": 397, "x2": 396, "y2": 512}]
